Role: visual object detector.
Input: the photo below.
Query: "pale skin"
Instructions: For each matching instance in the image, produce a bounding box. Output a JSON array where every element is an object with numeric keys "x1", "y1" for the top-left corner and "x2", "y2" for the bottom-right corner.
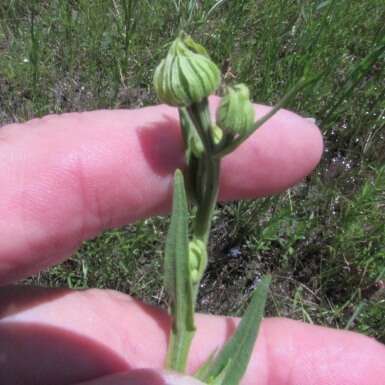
[{"x1": 0, "y1": 98, "x2": 384, "y2": 385}]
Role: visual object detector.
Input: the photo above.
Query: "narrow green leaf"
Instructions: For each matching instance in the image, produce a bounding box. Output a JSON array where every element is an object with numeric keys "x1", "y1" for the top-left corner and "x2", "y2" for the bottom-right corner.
[
  {"x1": 164, "y1": 169, "x2": 195, "y2": 372},
  {"x1": 194, "y1": 349, "x2": 217, "y2": 380},
  {"x1": 195, "y1": 276, "x2": 271, "y2": 385}
]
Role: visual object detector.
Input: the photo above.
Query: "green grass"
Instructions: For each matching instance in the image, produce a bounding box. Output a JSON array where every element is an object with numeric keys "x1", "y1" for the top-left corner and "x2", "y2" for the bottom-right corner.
[{"x1": 1, "y1": 0, "x2": 384, "y2": 342}]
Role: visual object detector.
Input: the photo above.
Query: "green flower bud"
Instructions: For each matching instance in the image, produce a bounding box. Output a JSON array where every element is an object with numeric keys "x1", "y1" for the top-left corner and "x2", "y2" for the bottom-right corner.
[
  {"x1": 188, "y1": 238, "x2": 206, "y2": 284},
  {"x1": 190, "y1": 135, "x2": 204, "y2": 158},
  {"x1": 153, "y1": 34, "x2": 221, "y2": 107},
  {"x1": 211, "y1": 124, "x2": 223, "y2": 144},
  {"x1": 216, "y1": 84, "x2": 255, "y2": 137}
]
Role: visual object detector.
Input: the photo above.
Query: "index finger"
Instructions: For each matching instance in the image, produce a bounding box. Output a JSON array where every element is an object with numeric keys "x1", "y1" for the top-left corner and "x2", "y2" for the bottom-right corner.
[{"x1": 0, "y1": 98, "x2": 322, "y2": 283}]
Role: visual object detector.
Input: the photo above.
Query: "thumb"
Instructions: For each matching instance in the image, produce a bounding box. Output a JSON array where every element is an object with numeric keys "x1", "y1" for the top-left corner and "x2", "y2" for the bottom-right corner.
[{"x1": 74, "y1": 369, "x2": 206, "y2": 385}]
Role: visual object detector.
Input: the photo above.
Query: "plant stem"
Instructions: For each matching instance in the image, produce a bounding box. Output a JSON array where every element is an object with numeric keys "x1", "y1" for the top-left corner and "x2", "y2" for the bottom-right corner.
[
  {"x1": 167, "y1": 324, "x2": 195, "y2": 372},
  {"x1": 186, "y1": 99, "x2": 221, "y2": 245},
  {"x1": 193, "y1": 154, "x2": 220, "y2": 243}
]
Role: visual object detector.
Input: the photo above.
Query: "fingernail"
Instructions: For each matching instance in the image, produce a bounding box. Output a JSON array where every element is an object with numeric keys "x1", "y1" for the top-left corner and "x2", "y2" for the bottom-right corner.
[
  {"x1": 74, "y1": 368, "x2": 206, "y2": 385},
  {"x1": 163, "y1": 371, "x2": 206, "y2": 385},
  {"x1": 306, "y1": 117, "x2": 316, "y2": 124}
]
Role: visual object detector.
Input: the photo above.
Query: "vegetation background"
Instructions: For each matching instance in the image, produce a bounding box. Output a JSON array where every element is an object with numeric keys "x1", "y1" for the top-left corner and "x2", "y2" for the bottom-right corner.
[{"x1": 1, "y1": 0, "x2": 384, "y2": 342}]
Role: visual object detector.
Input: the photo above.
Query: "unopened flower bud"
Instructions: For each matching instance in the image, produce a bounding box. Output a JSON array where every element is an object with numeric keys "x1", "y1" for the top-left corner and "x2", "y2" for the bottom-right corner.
[
  {"x1": 188, "y1": 238, "x2": 206, "y2": 283},
  {"x1": 153, "y1": 34, "x2": 221, "y2": 106},
  {"x1": 210, "y1": 124, "x2": 223, "y2": 144},
  {"x1": 216, "y1": 84, "x2": 255, "y2": 137}
]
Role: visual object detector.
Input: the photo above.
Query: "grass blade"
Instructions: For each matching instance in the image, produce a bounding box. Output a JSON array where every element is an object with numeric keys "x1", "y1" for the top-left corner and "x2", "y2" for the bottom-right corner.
[{"x1": 323, "y1": 35, "x2": 385, "y2": 124}]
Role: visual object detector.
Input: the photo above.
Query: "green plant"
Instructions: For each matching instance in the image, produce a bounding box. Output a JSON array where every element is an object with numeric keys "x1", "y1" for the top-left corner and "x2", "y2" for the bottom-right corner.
[
  {"x1": 4, "y1": 0, "x2": 383, "y2": 344},
  {"x1": 153, "y1": 32, "x2": 317, "y2": 383}
]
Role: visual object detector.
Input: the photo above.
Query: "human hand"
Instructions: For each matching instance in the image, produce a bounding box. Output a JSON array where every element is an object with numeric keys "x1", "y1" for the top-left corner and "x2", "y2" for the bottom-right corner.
[{"x1": 0, "y1": 99, "x2": 384, "y2": 385}]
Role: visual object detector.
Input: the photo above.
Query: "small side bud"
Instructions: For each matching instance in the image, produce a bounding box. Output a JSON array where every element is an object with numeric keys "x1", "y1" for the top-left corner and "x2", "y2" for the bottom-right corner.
[
  {"x1": 210, "y1": 124, "x2": 224, "y2": 144},
  {"x1": 188, "y1": 238, "x2": 206, "y2": 284},
  {"x1": 190, "y1": 135, "x2": 204, "y2": 158},
  {"x1": 216, "y1": 84, "x2": 255, "y2": 138},
  {"x1": 153, "y1": 34, "x2": 221, "y2": 107}
]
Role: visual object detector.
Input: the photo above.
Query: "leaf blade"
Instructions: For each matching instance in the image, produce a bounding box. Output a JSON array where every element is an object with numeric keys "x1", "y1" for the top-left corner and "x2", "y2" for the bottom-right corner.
[
  {"x1": 164, "y1": 169, "x2": 195, "y2": 372},
  {"x1": 195, "y1": 275, "x2": 271, "y2": 385}
]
